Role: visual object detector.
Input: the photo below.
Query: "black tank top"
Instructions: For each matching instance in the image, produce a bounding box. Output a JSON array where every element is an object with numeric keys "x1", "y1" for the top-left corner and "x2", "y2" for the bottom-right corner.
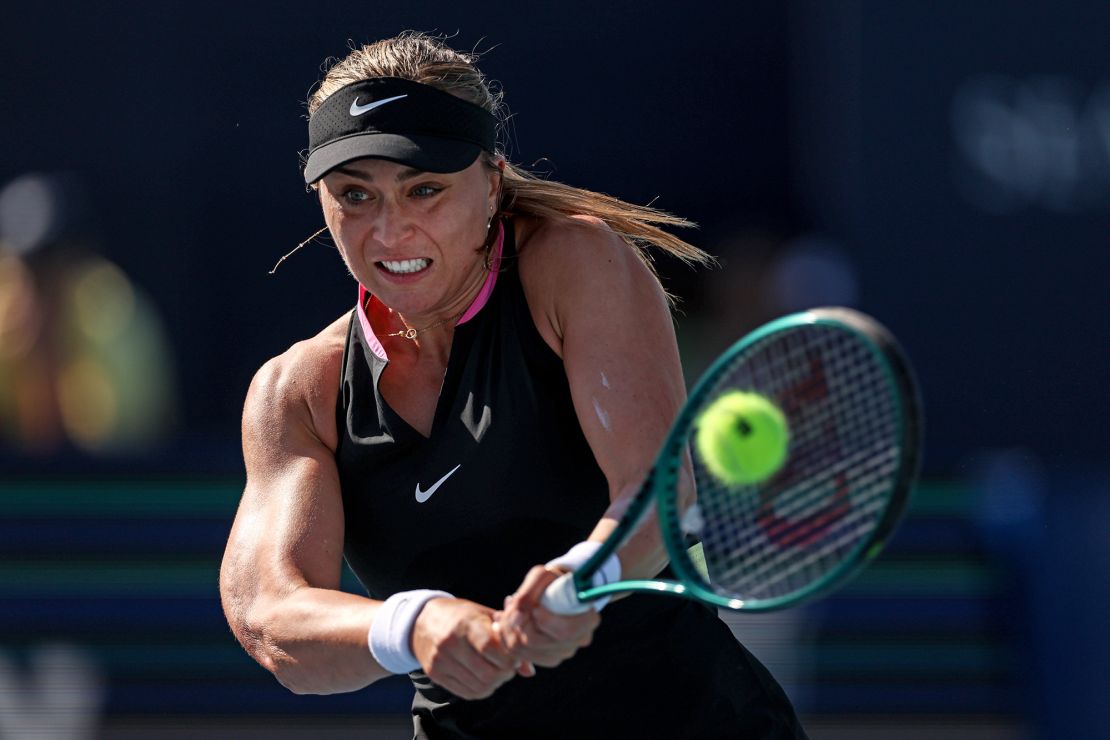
[
  {"x1": 334, "y1": 222, "x2": 806, "y2": 739},
  {"x1": 335, "y1": 223, "x2": 610, "y2": 608}
]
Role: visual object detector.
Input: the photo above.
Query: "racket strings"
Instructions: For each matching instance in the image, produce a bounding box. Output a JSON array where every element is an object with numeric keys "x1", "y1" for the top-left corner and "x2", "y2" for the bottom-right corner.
[
  {"x1": 687, "y1": 324, "x2": 902, "y2": 603},
  {"x1": 745, "y1": 439, "x2": 897, "y2": 522},
  {"x1": 715, "y1": 465, "x2": 895, "y2": 590}
]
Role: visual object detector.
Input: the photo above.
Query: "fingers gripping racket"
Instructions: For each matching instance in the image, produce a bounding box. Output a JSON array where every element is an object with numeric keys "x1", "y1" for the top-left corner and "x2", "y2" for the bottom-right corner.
[{"x1": 542, "y1": 307, "x2": 923, "y2": 614}]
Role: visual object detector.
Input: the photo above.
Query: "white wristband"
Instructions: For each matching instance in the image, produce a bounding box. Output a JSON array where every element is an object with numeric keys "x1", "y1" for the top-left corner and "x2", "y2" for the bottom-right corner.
[
  {"x1": 545, "y1": 541, "x2": 621, "y2": 611},
  {"x1": 368, "y1": 589, "x2": 453, "y2": 674}
]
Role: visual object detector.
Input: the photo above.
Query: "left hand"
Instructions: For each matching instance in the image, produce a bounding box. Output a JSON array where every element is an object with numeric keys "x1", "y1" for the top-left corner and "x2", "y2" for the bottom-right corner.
[
  {"x1": 410, "y1": 596, "x2": 521, "y2": 699},
  {"x1": 497, "y1": 565, "x2": 601, "y2": 671}
]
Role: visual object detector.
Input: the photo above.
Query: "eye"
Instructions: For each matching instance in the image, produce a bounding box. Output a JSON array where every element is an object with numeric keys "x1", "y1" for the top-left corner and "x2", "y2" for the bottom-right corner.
[
  {"x1": 410, "y1": 184, "x2": 443, "y2": 198},
  {"x1": 342, "y1": 188, "x2": 371, "y2": 204}
]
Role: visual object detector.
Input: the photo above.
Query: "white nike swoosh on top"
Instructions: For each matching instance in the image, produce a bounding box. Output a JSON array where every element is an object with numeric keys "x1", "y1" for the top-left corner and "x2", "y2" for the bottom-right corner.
[
  {"x1": 349, "y1": 94, "x2": 408, "y2": 117},
  {"x1": 415, "y1": 464, "x2": 462, "y2": 503}
]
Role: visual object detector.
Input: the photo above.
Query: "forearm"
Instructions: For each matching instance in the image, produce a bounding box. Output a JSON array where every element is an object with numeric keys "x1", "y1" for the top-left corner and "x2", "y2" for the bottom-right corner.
[
  {"x1": 588, "y1": 457, "x2": 695, "y2": 582},
  {"x1": 588, "y1": 503, "x2": 668, "y2": 582},
  {"x1": 236, "y1": 586, "x2": 388, "y2": 695}
]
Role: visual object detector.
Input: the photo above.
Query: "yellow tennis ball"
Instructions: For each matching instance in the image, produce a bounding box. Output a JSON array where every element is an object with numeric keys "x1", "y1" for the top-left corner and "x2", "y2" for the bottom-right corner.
[{"x1": 695, "y1": 391, "x2": 789, "y2": 485}]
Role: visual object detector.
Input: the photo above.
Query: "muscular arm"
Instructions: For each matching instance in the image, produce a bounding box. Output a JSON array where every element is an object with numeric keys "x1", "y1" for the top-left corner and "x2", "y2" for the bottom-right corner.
[
  {"x1": 523, "y1": 216, "x2": 693, "y2": 581},
  {"x1": 219, "y1": 325, "x2": 387, "y2": 694},
  {"x1": 220, "y1": 319, "x2": 519, "y2": 698},
  {"x1": 498, "y1": 216, "x2": 695, "y2": 658}
]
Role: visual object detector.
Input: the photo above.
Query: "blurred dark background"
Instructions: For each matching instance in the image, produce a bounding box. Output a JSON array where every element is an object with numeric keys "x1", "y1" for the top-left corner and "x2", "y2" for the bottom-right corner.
[{"x1": 1, "y1": 1, "x2": 1106, "y2": 737}]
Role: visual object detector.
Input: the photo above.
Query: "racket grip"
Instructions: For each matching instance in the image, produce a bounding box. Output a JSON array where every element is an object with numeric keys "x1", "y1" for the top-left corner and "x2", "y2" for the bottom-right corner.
[{"x1": 540, "y1": 572, "x2": 593, "y2": 615}]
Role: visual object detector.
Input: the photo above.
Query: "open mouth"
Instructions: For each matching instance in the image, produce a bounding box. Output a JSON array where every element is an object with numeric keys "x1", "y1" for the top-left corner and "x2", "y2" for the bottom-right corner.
[{"x1": 378, "y1": 258, "x2": 430, "y2": 275}]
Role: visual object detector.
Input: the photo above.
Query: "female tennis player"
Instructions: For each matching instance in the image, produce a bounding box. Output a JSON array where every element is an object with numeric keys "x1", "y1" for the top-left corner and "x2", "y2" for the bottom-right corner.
[{"x1": 219, "y1": 32, "x2": 806, "y2": 738}]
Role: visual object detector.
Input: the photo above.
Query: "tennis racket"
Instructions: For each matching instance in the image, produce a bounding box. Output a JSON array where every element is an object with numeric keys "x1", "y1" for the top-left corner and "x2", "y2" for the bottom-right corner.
[{"x1": 542, "y1": 307, "x2": 923, "y2": 614}]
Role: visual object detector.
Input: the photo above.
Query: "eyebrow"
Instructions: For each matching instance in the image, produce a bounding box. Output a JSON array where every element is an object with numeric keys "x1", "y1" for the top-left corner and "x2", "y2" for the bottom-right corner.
[{"x1": 332, "y1": 165, "x2": 427, "y2": 182}]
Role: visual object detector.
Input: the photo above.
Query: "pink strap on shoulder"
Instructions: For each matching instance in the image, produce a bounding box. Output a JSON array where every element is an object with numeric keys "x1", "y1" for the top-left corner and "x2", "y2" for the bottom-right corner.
[
  {"x1": 457, "y1": 223, "x2": 504, "y2": 325},
  {"x1": 356, "y1": 223, "x2": 505, "y2": 360}
]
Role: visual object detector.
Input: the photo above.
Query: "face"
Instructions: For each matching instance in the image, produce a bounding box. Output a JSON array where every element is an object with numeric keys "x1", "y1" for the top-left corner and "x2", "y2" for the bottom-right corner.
[{"x1": 318, "y1": 157, "x2": 501, "y2": 319}]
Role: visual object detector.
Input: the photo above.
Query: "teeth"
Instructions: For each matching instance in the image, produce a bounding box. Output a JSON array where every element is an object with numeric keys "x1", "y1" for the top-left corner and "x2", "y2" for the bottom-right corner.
[{"x1": 380, "y1": 258, "x2": 429, "y2": 274}]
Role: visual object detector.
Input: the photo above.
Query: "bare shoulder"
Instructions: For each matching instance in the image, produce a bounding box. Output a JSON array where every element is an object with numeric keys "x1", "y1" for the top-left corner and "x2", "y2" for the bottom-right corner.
[
  {"x1": 515, "y1": 215, "x2": 668, "y2": 353},
  {"x1": 517, "y1": 214, "x2": 643, "y2": 274},
  {"x1": 244, "y1": 313, "x2": 350, "y2": 457}
]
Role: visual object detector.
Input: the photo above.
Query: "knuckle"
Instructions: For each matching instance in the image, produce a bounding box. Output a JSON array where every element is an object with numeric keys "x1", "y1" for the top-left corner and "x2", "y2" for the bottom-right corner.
[
  {"x1": 478, "y1": 632, "x2": 503, "y2": 654},
  {"x1": 472, "y1": 662, "x2": 496, "y2": 684},
  {"x1": 425, "y1": 648, "x2": 449, "y2": 674}
]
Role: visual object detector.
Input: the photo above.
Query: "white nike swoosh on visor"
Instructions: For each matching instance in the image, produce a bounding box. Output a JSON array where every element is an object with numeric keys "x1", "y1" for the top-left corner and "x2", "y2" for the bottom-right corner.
[
  {"x1": 415, "y1": 464, "x2": 462, "y2": 503},
  {"x1": 349, "y1": 94, "x2": 408, "y2": 117}
]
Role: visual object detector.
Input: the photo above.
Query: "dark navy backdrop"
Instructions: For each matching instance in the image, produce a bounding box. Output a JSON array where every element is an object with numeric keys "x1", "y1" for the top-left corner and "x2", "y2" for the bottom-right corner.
[{"x1": 2, "y1": 2, "x2": 1107, "y2": 736}]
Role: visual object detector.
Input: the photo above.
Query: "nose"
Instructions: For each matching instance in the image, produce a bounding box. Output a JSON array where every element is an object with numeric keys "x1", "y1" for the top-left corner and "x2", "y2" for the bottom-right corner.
[{"x1": 371, "y1": 198, "x2": 413, "y2": 248}]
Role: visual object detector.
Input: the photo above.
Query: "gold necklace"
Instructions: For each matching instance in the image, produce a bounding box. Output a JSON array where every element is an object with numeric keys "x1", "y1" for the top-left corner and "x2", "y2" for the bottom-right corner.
[{"x1": 384, "y1": 311, "x2": 464, "y2": 341}]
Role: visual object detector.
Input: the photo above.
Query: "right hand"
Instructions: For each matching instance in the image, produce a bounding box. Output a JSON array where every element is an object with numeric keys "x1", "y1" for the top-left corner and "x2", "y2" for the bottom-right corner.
[
  {"x1": 497, "y1": 565, "x2": 601, "y2": 668},
  {"x1": 410, "y1": 597, "x2": 525, "y2": 700}
]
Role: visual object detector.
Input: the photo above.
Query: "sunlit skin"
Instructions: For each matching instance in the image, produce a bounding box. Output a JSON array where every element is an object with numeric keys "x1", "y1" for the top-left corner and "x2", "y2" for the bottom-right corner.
[
  {"x1": 318, "y1": 157, "x2": 502, "y2": 343},
  {"x1": 316, "y1": 157, "x2": 504, "y2": 436},
  {"x1": 221, "y1": 156, "x2": 687, "y2": 700}
]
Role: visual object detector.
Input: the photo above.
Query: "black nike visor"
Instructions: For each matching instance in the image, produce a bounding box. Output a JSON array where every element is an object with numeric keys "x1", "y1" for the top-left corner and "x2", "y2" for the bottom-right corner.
[{"x1": 303, "y1": 77, "x2": 498, "y2": 183}]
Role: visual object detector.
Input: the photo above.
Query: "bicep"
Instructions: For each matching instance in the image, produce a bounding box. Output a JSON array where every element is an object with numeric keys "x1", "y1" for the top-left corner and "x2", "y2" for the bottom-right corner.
[
  {"x1": 221, "y1": 360, "x2": 346, "y2": 622},
  {"x1": 227, "y1": 455, "x2": 345, "y2": 591}
]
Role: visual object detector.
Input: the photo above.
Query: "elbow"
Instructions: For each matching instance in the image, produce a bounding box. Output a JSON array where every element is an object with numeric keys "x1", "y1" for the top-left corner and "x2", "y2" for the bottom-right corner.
[
  {"x1": 226, "y1": 606, "x2": 314, "y2": 694},
  {"x1": 220, "y1": 567, "x2": 305, "y2": 692},
  {"x1": 221, "y1": 595, "x2": 301, "y2": 693},
  {"x1": 233, "y1": 614, "x2": 319, "y2": 695},
  {"x1": 225, "y1": 603, "x2": 379, "y2": 697}
]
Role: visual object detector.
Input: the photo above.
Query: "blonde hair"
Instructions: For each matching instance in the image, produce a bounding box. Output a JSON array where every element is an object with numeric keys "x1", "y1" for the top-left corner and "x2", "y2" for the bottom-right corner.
[{"x1": 308, "y1": 32, "x2": 713, "y2": 278}]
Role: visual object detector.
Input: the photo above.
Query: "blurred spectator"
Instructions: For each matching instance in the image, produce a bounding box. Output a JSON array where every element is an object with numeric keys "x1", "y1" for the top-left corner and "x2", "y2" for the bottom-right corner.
[
  {"x1": 0, "y1": 172, "x2": 176, "y2": 456},
  {"x1": 676, "y1": 227, "x2": 783, "y2": 380},
  {"x1": 0, "y1": 643, "x2": 105, "y2": 740},
  {"x1": 678, "y1": 227, "x2": 859, "y2": 380}
]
